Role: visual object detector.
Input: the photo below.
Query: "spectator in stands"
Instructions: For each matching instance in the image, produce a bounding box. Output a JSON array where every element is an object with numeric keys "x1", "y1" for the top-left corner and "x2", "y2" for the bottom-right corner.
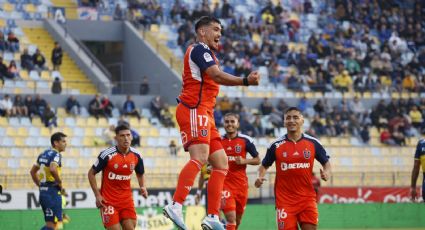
[
  {"x1": 160, "y1": 104, "x2": 175, "y2": 128},
  {"x1": 65, "y1": 96, "x2": 81, "y2": 116},
  {"x1": 101, "y1": 125, "x2": 116, "y2": 146},
  {"x1": 0, "y1": 31, "x2": 6, "y2": 51},
  {"x1": 51, "y1": 77, "x2": 62, "y2": 94},
  {"x1": 218, "y1": 95, "x2": 232, "y2": 114},
  {"x1": 88, "y1": 94, "x2": 105, "y2": 119},
  {"x1": 34, "y1": 94, "x2": 47, "y2": 117},
  {"x1": 169, "y1": 140, "x2": 180, "y2": 156},
  {"x1": 7, "y1": 32, "x2": 19, "y2": 53},
  {"x1": 42, "y1": 104, "x2": 58, "y2": 128},
  {"x1": 51, "y1": 42, "x2": 63, "y2": 71},
  {"x1": 122, "y1": 95, "x2": 140, "y2": 119},
  {"x1": 20, "y1": 48, "x2": 34, "y2": 71},
  {"x1": 130, "y1": 128, "x2": 140, "y2": 147},
  {"x1": 221, "y1": 0, "x2": 234, "y2": 18},
  {"x1": 25, "y1": 95, "x2": 37, "y2": 119},
  {"x1": 12, "y1": 94, "x2": 27, "y2": 117},
  {"x1": 32, "y1": 49, "x2": 47, "y2": 71},
  {"x1": 259, "y1": 97, "x2": 273, "y2": 115},
  {"x1": 333, "y1": 70, "x2": 353, "y2": 93},
  {"x1": 350, "y1": 96, "x2": 365, "y2": 116},
  {"x1": 139, "y1": 76, "x2": 150, "y2": 95},
  {"x1": 150, "y1": 96, "x2": 163, "y2": 119},
  {"x1": 214, "y1": 104, "x2": 223, "y2": 127},
  {"x1": 360, "y1": 125, "x2": 370, "y2": 144},
  {"x1": 0, "y1": 94, "x2": 13, "y2": 117},
  {"x1": 101, "y1": 95, "x2": 114, "y2": 117},
  {"x1": 7, "y1": 60, "x2": 19, "y2": 79},
  {"x1": 231, "y1": 97, "x2": 243, "y2": 114},
  {"x1": 0, "y1": 57, "x2": 13, "y2": 80},
  {"x1": 310, "y1": 114, "x2": 326, "y2": 136},
  {"x1": 409, "y1": 105, "x2": 423, "y2": 129},
  {"x1": 114, "y1": 3, "x2": 124, "y2": 20}
]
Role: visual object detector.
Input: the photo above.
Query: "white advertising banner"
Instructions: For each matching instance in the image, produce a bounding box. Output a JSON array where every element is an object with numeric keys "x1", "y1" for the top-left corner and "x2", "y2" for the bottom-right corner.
[{"x1": 0, "y1": 189, "x2": 202, "y2": 210}]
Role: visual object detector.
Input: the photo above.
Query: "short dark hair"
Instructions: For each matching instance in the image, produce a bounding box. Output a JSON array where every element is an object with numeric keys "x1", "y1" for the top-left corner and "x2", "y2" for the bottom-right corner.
[
  {"x1": 224, "y1": 112, "x2": 239, "y2": 120},
  {"x1": 195, "y1": 16, "x2": 221, "y2": 32},
  {"x1": 115, "y1": 124, "x2": 131, "y2": 135},
  {"x1": 285, "y1": 107, "x2": 302, "y2": 114},
  {"x1": 51, "y1": 132, "x2": 67, "y2": 146}
]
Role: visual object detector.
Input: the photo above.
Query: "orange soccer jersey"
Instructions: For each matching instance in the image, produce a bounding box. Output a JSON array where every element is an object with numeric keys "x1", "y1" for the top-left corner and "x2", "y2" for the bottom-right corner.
[
  {"x1": 262, "y1": 134, "x2": 329, "y2": 206},
  {"x1": 177, "y1": 42, "x2": 220, "y2": 110},
  {"x1": 221, "y1": 133, "x2": 258, "y2": 214},
  {"x1": 92, "y1": 146, "x2": 145, "y2": 208},
  {"x1": 262, "y1": 134, "x2": 329, "y2": 229}
]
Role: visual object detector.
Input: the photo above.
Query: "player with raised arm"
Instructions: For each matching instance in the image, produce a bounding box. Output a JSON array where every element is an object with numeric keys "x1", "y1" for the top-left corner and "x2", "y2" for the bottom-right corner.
[
  {"x1": 30, "y1": 132, "x2": 67, "y2": 230},
  {"x1": 88, "y1": 125, "x2": 148, "y2": 230},
  {"x1": 163, "y1": 15, "x2": 260, "y2": 230},
  {"x1": 255, "y1": 107, "x2": 331, "y2": 230},
  {"x1": 220, "y1": 113, "x2": 260, "y2": 230}
]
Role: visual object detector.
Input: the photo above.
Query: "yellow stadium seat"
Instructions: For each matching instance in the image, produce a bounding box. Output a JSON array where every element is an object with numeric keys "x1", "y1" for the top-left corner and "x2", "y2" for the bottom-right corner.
[
  {"x1": 25, "y1": 4, "x2": 36, "y2": 13},
  {"x1": 40, "y1": 71, "x2": 50, "y2": 80},
  {"x1": 85, "y1": 127, "x2": 95, "y2": 136},
  {"x1": 87, "y1": 117, "x2": 98, "y2": 126},
  {"x1": 150, "y1": 24, "x2": 159, "y2": 33},
  {"x1": 148, "y1": 128, "x2": 159, "y2": 137},
  {"x1": 3, "y1": 3, "x2": 14, "y2": 12},
  {"x1": 97, "y1": 118, "x2": 108, "y2": 127},
  {"x1": 6, "y1": 127, "x2": 17, "y2": 137},
  {"x1": 76, "y1": 117, "x2": 86, "y2": 126}
]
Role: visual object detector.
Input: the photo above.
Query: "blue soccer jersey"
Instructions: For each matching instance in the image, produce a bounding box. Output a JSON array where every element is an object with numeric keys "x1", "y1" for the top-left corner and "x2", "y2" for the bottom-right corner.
[{"x1": 36, "y1": 148, "x2": 62, "y2": 186}]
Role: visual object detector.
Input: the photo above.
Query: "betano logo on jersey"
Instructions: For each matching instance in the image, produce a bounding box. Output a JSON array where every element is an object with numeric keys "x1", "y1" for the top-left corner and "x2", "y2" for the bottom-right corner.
[
  {"x1": 228, "y1": 156, "x2": 237, "y2": 161},
  {"x1": 108, "y1": 172, "x2": 131, "y2": 180},
  {"x1": 280, "y1": 162, "x2": 310, "y2": 171}
]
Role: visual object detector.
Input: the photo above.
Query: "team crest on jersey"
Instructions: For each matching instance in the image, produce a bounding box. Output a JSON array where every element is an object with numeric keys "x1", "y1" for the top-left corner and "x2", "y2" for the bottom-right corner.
[
  {"x1": 181, "y1": 131, "x2": 188, "y2": 145},
  {"x1": 303, "y1": 149, "x2": 311, "y2": 159},
  {"x1": 203, "y1": 52, "x2": 213, "y2": 62},
  {"x1": 235, "y1": 145, "x2": 241, "y2": 153},
  {"x1": 130, "y1": 163, "x2": 135, "y2": 171},
  {"x1": 114, "y1": 163, "x2": 118, "y2": 169},
  {"x1": 200, "y1": 129, "x2": 208, "y2": 137}
]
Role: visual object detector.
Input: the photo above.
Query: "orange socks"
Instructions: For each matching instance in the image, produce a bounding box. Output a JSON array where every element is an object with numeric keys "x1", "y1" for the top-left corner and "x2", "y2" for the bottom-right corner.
[
  {"x1": 173, "y1": 159, "x2": 202, "y2": 204},
  {"x1": 226, "y1": 223, "x2": 236, "y2": 230},
  {"x1": 207, "y1": 168, "x2": 228, "y2": 215}
]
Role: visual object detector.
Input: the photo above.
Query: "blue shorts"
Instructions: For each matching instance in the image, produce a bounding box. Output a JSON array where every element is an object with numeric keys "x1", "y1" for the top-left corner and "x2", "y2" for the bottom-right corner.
[{"x1": 39, "y1": 186, "x2": 62, "y2": 222}]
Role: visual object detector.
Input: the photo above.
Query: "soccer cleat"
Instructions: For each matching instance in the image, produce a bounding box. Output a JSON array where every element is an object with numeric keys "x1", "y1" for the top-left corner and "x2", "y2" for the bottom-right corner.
[
  {"x1": 163, "y1": 204, "x2": 187, "y2": 230},
  {"x1": 201, "y1": 215, "x2": 225, "y2": 230}
]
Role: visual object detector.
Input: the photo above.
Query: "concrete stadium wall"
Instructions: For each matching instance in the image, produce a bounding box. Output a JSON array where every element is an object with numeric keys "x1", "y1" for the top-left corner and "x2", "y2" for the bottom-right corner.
[{"x1": 59, "y1": 20, "x2": 181, "y2": 103}]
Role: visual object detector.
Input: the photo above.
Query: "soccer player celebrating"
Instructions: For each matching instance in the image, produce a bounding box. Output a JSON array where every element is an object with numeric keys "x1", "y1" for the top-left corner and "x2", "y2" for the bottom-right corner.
[
  {"x1": 163, "y1": 16, "x2": 260, "y2": 230},
  {"x1": 255, "y1": 107, "x2": 332, "y2": 230},
  {"x1": 88, "y1": 125, "x2": 148, "y2": 230},
  {"x1": 221, "y1": 113, "x2": 260, "y2": 230},
  {"x1": 411, "y1": 138, "x2": 425, "y2": 202},
  {"x1": 30, "y1": 132, "x2": 68, "y2": 230}
]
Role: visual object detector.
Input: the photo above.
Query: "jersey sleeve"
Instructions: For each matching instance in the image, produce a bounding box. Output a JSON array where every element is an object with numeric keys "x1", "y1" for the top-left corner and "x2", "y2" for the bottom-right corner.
[
  {"x1": 51, "y1": 151, "x2": 61, "y2": 166},
  {"x1": 313, "y1": 140, "x2": 330, "y2": 165},
  {"x1": 190, "y1": 44, "x2": 216, "y2": 72},
  {"x1": 245, "y1": 138, "x2": 259, "y2": 158},
  {"x1": 135, "y1": 154, "x2": 145, "y2": 175},
  {"x1": 92, "y1": 152, "x2": 108, "y2": 173},
  {"x1": 415, "y1": 140, "x2": 424, "y2": 159},
  {"x1": 262, "y1": 144, "x2": 276, "y2": 167}
]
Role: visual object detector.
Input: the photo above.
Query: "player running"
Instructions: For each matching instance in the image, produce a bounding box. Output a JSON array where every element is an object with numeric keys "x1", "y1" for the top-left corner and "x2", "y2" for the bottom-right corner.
[
  {"x1": 88, "y1": 124, "x2": 148, "y2": 230},
  {"x1": 220, "y1": 113, "x2": 260, "y2": 230},
  {"x1": 255, "y1": 107, "x2": 332, "y2": 230}
]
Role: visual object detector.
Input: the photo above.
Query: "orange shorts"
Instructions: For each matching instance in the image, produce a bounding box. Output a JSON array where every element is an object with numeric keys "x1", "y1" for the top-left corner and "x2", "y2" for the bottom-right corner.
[
  {"x1": 100, "y1": 204, "x2": 136, "y2": 228},
  {"x1": 176, "y1": 103, "x2": 222, "y2": 153},
  {"x1": 276, "y1": 201, "x2": 318, "y2": 230},
  {"x1": 221, "y1": 187, "x2": 248, "y2": 215}
]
